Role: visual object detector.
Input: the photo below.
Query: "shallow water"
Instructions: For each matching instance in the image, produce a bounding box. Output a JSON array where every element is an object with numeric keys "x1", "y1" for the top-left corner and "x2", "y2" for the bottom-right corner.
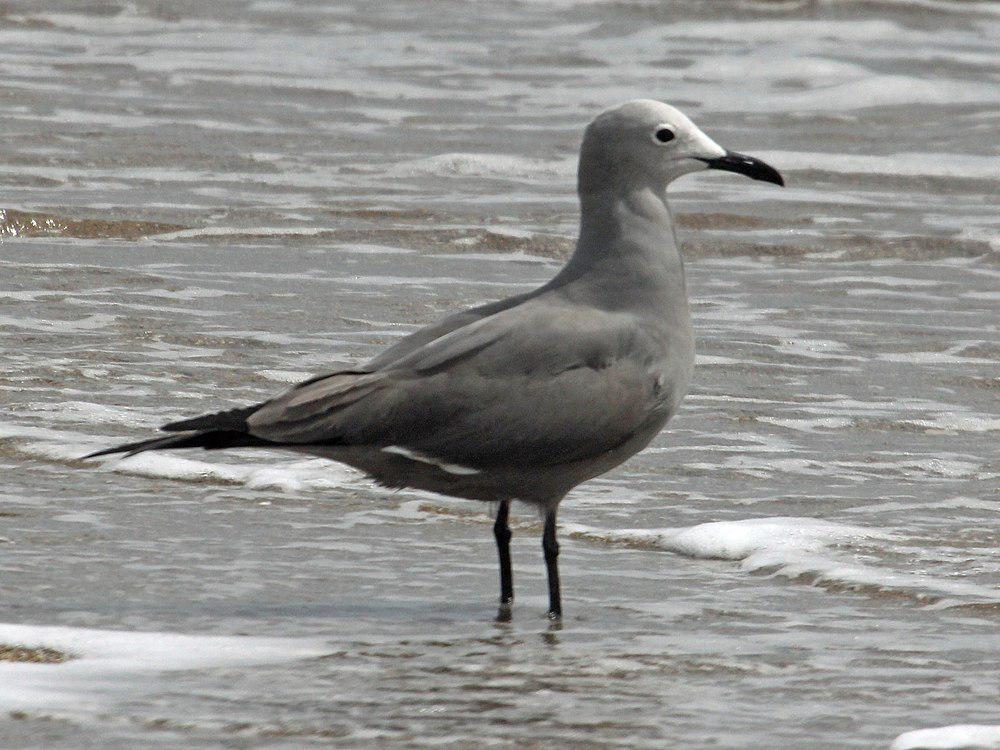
[{"x1": 1, "y1": 1, "x2": 999, "y2": 747}]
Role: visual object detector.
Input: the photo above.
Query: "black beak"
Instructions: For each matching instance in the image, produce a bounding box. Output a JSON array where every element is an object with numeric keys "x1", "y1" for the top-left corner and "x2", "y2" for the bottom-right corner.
[{"x1": 697, "y1": 150, "x2": 784, "y2": 187}]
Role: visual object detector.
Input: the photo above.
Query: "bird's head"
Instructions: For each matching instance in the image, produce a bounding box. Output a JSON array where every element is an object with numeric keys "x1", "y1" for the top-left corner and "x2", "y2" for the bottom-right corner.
[{"x1": 578, "y1": 99, "x2": 783, "y2": 195}]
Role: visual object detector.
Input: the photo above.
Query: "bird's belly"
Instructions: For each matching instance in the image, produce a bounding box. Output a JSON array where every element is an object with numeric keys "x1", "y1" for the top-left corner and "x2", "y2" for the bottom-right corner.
[{"x1": 287, "y1": 444, "x2": 555, "y2": 505}]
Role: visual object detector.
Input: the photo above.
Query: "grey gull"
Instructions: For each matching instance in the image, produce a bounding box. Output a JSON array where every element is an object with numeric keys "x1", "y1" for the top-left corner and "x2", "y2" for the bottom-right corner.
[{"x1": 84, "y1": 99, "x2": 784, "y2": 621}]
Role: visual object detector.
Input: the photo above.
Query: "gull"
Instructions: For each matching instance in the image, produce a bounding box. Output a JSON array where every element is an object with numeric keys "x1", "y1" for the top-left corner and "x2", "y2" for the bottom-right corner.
[{"x1": 84, "y1": 100, "x2": 783, "y2": 621}]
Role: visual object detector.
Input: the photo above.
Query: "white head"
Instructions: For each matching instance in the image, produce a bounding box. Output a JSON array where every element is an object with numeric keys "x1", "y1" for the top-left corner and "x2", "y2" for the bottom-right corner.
[{"x1": 578, "y1": 99, "x2": 783, "y2": 195}]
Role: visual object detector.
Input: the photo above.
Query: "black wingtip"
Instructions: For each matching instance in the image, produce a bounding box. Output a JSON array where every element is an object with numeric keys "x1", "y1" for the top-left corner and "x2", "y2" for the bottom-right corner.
[
  {"x1": 79, "y1": 429, "x2": 270, "y2": 462},
  {"x1": 80, "y1": 440, "x2": 151, "y2": 461},
  {"x1": 161, "y1": 404, "x2": 258, "y2": 432},
  {"x1": 79, "y1": 433, "x2": 191, "y2": 461},
  {"x1": 80, "y1": 446, "x2": 120, "y2": 460}
]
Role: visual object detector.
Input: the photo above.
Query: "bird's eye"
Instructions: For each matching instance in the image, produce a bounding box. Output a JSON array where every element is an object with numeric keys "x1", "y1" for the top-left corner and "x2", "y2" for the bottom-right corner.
[{"x1": 654, "y1": 127, "x2": 675, "y2": 144}]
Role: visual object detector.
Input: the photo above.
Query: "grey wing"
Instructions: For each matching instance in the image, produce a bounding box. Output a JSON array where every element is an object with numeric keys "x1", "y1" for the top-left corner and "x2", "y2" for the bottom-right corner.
[
  {"x1": 247, "y1": 301, "x2": 666, "y2": 468},
  {"x1": 383, "y1": 360, "x2": 658, "y2": 468},
  {"x1": 365, "y1": 290, "x2": 536, "y2": 369}
]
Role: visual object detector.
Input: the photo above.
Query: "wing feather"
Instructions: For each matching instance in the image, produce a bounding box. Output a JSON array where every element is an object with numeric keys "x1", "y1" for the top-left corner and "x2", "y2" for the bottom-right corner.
[{"x1": 246, "y1": 299, "x2": 666, "y2": 467}]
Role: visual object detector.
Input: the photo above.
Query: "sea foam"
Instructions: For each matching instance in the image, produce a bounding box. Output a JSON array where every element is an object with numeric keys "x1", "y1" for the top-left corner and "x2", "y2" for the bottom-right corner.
[
  {"x1": 566, "y1": 517, "x2": 1000, "y2": 606},
  {"x1": 0, "y1": 623, "x2": 328, "y2": 714},
  {"x1": 891, "y1": 725, "x2": 1000, "y2": 750},
  {"x1": 0, "y1": 420, "x2": 363, "y2": 494}
]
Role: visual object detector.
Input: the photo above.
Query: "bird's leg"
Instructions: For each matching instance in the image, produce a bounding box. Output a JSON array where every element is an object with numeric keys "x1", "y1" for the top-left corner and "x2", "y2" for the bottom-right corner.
[
  {"x1": 542, "y1": 510, "x2": 561, "y2": 620},
  {"x1": 493, "y1": 500, "x2": 513, "y2": 621}
]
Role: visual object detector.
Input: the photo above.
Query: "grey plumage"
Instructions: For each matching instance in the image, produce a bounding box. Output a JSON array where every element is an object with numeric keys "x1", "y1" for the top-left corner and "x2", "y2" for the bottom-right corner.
[{"x1": 84, "y1": 100, "x2": 783, "y2": 619}]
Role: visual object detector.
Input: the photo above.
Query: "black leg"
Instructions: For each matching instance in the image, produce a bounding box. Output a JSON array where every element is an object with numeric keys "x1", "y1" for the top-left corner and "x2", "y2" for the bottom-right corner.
[
  {"x1": 542, "y1": 510, "x2": 561, "y2": 620},
  {"x1": 493, "y1": 500, "x2": 513, "y2": 620}
]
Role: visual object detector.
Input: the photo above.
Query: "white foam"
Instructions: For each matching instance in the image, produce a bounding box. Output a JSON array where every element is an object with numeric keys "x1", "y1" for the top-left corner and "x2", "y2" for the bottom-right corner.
[
  {"x1": 112, "y1": 451, "x2": 363, "y2": 492},
  {"x1": 878, "y1": 351, "x2": 996, "y2": 365},
  {"x1": 695, "y1": 354, "x2": 744, "y2": 365},
  {"x1": 963, "y1": 291, "x2": 1000, "y2": 301},
  {"x1": 806, "y1": 275, "x2": 944, "y2": 289},
  {"x1": 259, "y1": 368, "x2": 313, "y2": 383},
  {"x1": 0, "y1": 420, "x2": 364, "y2": 494},
  {"x1": 566, "y1": 517, "x2": 1000, "y2": 604},
  {"x1": 687, "y1": 54, "x2": 866, "y2": 81},
  {"x1": 758, "y1": 416, "x2": 853, "y2": 432},
  {"x1": 846, "y1": 288, "x2": 955, "y2": 303},
  {"x1": 21, "y1": 400, "x2": 157, "y2": 427},
  {"x1": 905, "y1": 414, "x2": 1000, "y2": 433},
  {"x1": 891, "y1": 725, "x2": 1000, "y2": 750},
  {"x1": 0, "y1": 422, "x2": 78, "y2": 443},
  {"x1": 386, "y1": 152, "x2": 575, "y2": 181},
  {"x1": 665, "y1": 18, "x2": 906, "y2": 43},
  {"x1": 682, "y1": 455, "x2": 860, "y2": 481},
  {"x1": 426, "y1": 249, "x2": 553, "y2": 264},
  {"x1": 0, "y1": 313, "x2": 117, "y2": 333},
  {"x1": 777, "y1": 75, "x2": 997, "y2": 110},
  {"x1": 569, "y1": 516, "x2": 884, "y2": 561},
  {"x1": 743, "y1": 324, "x2": 859, "y2": 361},
  {"x1": 871, "y1": 0, "x2": 1000, "y2": 13},
  {"x1": 0, "y1": 622, "x2": 328, "y2": 714},
  {"x1": 771, "y1": 337, "x2": 857, "y2": 361},
  {"x1": 0, "y1": 290, "x2": 55, "y2": 301},
  {"x1": 155, "y1": 225, "x2": 332, "y2": 242},
  {"x1": 957, "y1": 228, "x2": 1000, "y2": 253},
  {"x1": 129, "y1": 287, "x2": 235, "y2": 300}
]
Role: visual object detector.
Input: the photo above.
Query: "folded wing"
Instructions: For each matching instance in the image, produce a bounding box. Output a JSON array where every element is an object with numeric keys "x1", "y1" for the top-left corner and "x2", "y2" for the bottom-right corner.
[{"x1": 247, "y1": 299, "x2": 664, "y2": 468}]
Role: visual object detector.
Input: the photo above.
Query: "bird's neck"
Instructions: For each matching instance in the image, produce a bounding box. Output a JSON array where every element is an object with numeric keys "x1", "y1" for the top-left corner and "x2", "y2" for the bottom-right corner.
[{"x1": 551, "y1": 186, "x2": 689, "y2": 314}]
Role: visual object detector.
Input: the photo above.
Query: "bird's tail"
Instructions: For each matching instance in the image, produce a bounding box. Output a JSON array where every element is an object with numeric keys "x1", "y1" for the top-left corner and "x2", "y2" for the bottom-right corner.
[{"x1": 81, "y1": 430, "x2": 271, "y2": 460}]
